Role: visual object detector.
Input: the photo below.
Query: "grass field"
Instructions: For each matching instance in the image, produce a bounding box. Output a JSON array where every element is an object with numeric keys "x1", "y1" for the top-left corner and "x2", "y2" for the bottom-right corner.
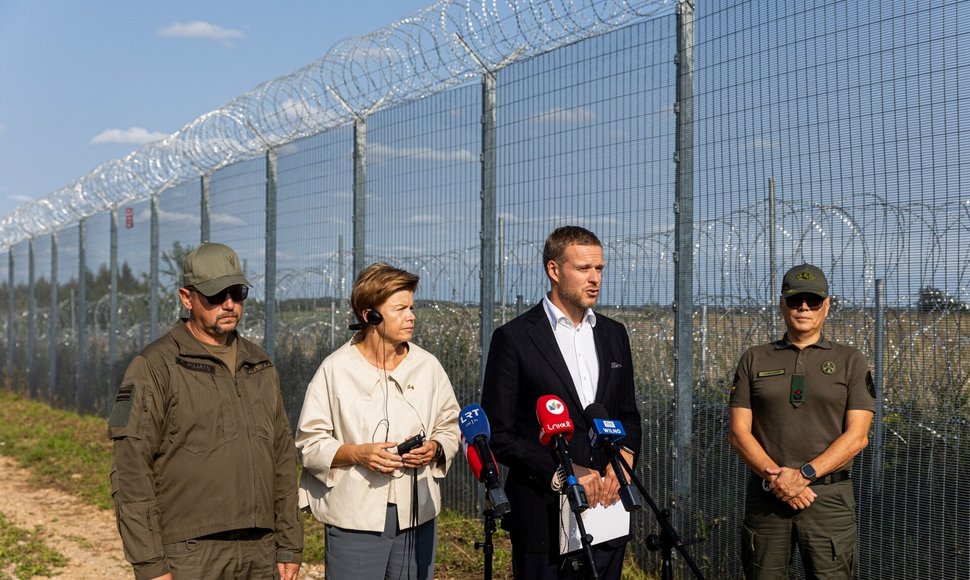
[{"x1": 0, "y1": 389, "x2": 652, "y2": 579}]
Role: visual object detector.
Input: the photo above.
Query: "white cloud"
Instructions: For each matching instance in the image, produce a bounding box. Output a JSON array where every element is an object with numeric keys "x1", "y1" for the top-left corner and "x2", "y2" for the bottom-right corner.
[
  {"x1": 8, "y1": 194, "x2": 34, "y2": 204},
  {"x1": 157, "y1": 21, "x2": 245, "y2": 47},
  {"x1": 532, "y1": 106, "x2": 596, "y2": 125},
  {"x1": 91, "y1": 127, "x2": 168, "y2": 146},
  {"x1": 370, "y1": 143, "x2": 476, "y2": 163}
]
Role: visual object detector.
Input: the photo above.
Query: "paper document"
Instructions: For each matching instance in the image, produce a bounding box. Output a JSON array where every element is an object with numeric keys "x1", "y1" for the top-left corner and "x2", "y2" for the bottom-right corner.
[{"x1": 558, "y1": 495, "x2": 630, "y2": 555}]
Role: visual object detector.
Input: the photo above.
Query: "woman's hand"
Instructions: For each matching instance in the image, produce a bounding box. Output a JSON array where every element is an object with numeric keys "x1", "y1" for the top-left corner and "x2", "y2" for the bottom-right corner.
[
  {"x1": 351, "y1": 442, "x2": 404, "y2": 474},
  {"x1": 401, "y1": 440, "x2": 440, "y2": 468}
]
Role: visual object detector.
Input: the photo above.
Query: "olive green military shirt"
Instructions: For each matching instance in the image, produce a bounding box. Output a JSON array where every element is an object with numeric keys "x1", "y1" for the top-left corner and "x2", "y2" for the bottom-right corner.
[{"x1": 730, "y1": 335, "x2": 875, "y2": 470}]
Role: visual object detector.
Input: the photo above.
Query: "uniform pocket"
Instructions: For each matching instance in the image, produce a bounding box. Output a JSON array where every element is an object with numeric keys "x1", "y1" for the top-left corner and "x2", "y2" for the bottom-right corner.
[
  {"x1": 115, "y1": 499, "x2": 163, "y2": 564},
  {"x1": 829, "y1": 525, "x2": 856, "y2": 569},
  {"x1": 169, "y1": 370, "x2": 238, "y2": 453},
  {"x1": 165, "y1": 539, "x2": 208, "y2": 576}
]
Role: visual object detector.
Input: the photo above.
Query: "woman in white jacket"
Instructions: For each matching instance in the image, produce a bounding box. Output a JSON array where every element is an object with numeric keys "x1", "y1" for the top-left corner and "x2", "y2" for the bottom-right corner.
[{"x1": 296, "y1": 262, "x2": 460, "y2": 580}]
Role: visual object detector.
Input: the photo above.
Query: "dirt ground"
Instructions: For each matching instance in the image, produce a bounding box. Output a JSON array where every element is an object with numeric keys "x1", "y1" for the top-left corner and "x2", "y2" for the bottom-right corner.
[{"x1": 0, "y1": 456, "x2": 325, "y2": 579}]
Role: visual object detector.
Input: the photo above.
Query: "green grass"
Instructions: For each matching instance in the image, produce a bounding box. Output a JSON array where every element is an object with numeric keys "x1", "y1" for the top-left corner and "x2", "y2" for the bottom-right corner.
[
  {"x1": 0, "y1": 389, "x2": 653, "y2": 578},
  {"x1": 0, "y1": 390, "x2": 113, "y2": 510},
  {"x1": 0, "y1": 513, "x2": 67, "y2": 579}
]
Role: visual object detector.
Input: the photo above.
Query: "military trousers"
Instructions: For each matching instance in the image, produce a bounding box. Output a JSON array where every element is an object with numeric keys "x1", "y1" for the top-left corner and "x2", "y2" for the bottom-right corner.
[
  {"x1": 163, "y1": 528, "x2": 279, "y2": 580},
  {"x1": 741, "y1": 477, "x2": 857, "y2": 580}
]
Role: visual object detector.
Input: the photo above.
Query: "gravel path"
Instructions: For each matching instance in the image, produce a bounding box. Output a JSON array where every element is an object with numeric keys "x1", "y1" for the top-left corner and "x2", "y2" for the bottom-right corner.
[{"x1": 0, "y1": 456, "x2": 326, "y2": 579}]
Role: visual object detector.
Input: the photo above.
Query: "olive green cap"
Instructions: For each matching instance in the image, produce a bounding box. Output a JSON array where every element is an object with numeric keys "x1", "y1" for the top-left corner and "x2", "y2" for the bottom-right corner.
[
  {"x1": 781, "y1": 263, "x2": 828, "y2": 297},
  {"x1": 181, "y1": 242, "x2": 251, "y2": 296}
]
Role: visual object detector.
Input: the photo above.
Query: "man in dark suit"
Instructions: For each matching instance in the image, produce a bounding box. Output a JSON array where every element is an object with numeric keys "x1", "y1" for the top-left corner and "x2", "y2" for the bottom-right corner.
[{"x1": 481, "y1": 226, "x2": 642, "y2": 579}]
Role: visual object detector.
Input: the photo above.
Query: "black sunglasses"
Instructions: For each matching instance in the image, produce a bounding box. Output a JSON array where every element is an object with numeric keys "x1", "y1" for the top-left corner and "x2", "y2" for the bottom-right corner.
[
  {"x1": 192, "y1": 285, "x2": 248, "y2": 305},
  {"x1": 784, "y1": 293, "x2": 825, "y2": 310}
]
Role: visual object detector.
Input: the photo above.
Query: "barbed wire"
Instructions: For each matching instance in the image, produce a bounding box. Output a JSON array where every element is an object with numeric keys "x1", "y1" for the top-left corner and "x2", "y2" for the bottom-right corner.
[{"x1": 0, "y1": 0, "x2": 673, "y2": 250}]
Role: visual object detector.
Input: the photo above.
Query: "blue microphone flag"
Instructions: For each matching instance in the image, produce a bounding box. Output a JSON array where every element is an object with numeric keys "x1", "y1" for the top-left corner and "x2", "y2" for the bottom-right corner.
[{"x1": 459, "y1": 403, "x2": 491, "y2": 441}]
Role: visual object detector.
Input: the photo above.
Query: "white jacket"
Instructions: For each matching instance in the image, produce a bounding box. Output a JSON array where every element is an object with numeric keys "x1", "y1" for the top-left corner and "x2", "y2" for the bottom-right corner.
[{"x1": 296, "y1": 340, "x2": 460, "y2": 532}]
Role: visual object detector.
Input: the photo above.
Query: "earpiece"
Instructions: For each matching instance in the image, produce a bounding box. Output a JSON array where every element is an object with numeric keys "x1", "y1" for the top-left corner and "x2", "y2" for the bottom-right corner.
[{"x1": 348, "y1": 309, "x2": 384, "y2": 331}]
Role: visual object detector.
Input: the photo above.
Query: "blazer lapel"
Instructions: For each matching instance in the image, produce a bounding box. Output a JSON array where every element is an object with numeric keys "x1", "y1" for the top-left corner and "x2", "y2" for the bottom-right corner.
[
  {"x1": 523, "y1": 304, "x2": 584, "y2": 411},
  {"x1": 592, "y1": 318, "x2": 612, "y2": 404}
]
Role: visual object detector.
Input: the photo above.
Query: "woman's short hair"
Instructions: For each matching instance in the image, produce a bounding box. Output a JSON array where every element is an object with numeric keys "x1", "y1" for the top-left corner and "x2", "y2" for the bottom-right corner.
[
  {"x1": 350, "y1": 262, "x2": 420, "y2": 322},
  {"x1": 542, "y1": 226, "x2": 602, "y2": 266}
]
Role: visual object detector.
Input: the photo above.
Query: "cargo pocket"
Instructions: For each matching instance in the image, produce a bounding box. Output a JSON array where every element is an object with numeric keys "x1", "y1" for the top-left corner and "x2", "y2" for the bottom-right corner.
[
  {"x1": 827, "y1": 525, "x2": 856, "y2": 575},
  {"x1": 115, "y1": 499, "x2": 163, "y2": 564},
  {"x1": 742, "y1": 523, "x2": 790, "y2": 577},
  {"x1": 165, "y1": 538, "x2": 208, "y2": 576}
]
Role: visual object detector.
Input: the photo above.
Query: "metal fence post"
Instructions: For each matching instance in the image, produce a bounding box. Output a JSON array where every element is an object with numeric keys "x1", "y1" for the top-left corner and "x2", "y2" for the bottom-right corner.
[
  {"x1": 352, "y1": 119, "x2": 366, "y2": 279},
  {"x1": 873, "y1": 279, "x2": 885, "y2": 494},
  {"x1": 673, "y1": 0, "x2": 696, "y2": 526},
  {"x1": 49, "y1": 233, "x2": 58, "y2": 405},
  {"x1": 108, "y1": 209, "x2": 119, "y2": 413},
  {"x1": 6, "y1": 248, "x2": 13, "y2": 382},
  {"x1": 265, "y1": 149, "x2": 278, "y2": 358},
  {"x1": 480, "y1": 70, "x2": 497, "y2": 381},
  {"x1": 76, "y1": 219, "x2": 87, "y2": 412},
  {"x1": 150, "y1": 193, "x2": 160, "y2": 339},
  {"x1": 768, "y1": 177, "x2": 777, "y2": 340},
  {"x1": 201, "y1": 174, "x2": 211, "y2": 243},
  {"x1": 27, "y1": 238, "x2": 36, "y2": 398}
]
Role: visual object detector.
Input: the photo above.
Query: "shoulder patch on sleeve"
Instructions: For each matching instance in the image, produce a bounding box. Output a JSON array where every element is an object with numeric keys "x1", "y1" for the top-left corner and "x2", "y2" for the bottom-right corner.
[
  {"x1": 866, "y1": 370, "x2": 875, "y2": 399},
  {"x1": 108, "y1": 384, "x2": 136, "y2": 430}
]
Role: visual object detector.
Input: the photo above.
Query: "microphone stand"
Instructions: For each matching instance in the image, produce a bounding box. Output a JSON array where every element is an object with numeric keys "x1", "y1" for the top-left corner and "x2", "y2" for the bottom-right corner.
[
  {"x1": 613, "y1": 453, "x2": 706, "y2": 580},
  {"x1": 474, "y1": 495, "x2": 499, "y2": 580},
  {"x1": 552, "y1": 437, "x2": 599, "y2": 580}
]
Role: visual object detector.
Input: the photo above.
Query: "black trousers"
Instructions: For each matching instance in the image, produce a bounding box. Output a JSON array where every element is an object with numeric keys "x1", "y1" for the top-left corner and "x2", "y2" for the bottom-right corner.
[{"x1": 512, "y1": 543, "x2": 626, "y2": 580}]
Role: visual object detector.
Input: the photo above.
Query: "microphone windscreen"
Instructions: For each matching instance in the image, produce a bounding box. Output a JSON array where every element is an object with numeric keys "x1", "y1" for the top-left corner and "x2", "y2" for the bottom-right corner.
[
  {"x1": 461, "y1": 435, "x2": 487, "y2": 482},
  {"x1": 458, "y1": 403, "x2": 491, "y2": 442},
  {"x1": 583, "y1": 402, "x2": 609, "y2": 424},
  {"x1": 536, "y1": 394, "x2": 574, "y2": 447}
]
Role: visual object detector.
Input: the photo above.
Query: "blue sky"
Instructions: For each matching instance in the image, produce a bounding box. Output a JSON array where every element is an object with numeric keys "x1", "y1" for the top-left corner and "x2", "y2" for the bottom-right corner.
[{"x1": 0, "y1": 0, "x2": 433, "y2": 218}]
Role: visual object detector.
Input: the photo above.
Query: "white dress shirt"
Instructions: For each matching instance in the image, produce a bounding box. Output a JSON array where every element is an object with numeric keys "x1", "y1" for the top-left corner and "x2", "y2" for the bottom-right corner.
[{"x1": 542, "y1": 294, "x2": 599, "y2": 408}]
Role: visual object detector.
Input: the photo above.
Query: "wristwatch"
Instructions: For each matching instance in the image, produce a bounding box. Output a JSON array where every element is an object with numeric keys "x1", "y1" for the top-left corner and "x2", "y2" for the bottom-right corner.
[{"x1": 799, "y1": 463, "x2": 818, "y2": 482}]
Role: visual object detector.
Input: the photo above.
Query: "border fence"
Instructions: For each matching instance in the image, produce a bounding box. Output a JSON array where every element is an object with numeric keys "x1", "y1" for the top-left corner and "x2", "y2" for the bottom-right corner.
[{"x1": 1, "y1": 1, "x2": 968, "y2": 578}]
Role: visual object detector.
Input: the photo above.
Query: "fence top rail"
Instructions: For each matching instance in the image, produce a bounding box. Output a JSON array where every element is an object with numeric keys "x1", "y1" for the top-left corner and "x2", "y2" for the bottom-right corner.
[{"x1": 0, "y1": 0, "x2": 673, "y2": 251}]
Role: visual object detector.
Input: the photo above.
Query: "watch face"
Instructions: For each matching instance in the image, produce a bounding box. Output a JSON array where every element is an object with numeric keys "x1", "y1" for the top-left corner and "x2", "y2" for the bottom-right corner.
[{"x1": 801, "y1": 464, "x2": 817, "y2": 479}]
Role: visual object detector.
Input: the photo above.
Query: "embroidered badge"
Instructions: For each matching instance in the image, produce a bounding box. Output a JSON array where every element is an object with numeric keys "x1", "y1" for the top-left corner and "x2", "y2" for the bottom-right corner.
[
  {"x1": 176, "y1": 357, "x2": 216, "y2": 374},
  {"x1": 821, "y1": 361, "x2": 836, "y2": 375},
  {"x1": 790, "y1": 374, "x2": 806, "y2": 407},
  {"x1": 757, "y1": 369, "x2": 785, "y2": 378},
  {"x1": 729, "y1": 385, "x2": 737, "y2": 397}
]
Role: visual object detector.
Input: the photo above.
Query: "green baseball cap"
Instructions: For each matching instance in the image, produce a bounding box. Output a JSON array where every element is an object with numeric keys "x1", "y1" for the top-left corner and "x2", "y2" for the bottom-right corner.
[
  {"x1": 781, "y1": 263, "x2": 828, "y2": 297},
  {"x1": 181, "y1": 242, "x2": 251, "y2": 296}
]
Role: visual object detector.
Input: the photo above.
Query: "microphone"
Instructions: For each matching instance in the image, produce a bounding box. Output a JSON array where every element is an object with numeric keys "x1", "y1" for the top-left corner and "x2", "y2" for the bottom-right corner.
[
  {"x1": 536, "y1": 395, "x2": 588, "y2": 513},
  {"x1": 584, "y1": 403, "x2": 641, "y2": 512},
  {"x1": 458, "y1": 404, "x2": 510, "y2": 516}
]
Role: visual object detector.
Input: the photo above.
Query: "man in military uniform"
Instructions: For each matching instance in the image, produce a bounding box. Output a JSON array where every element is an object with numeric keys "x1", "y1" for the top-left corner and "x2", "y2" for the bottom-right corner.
[
  {"x1": 728, "y1": 263, "x2": 875, "y2": 579},
  {"x1": 108, "y1": 242, "x2": 302, "y2": 580}
]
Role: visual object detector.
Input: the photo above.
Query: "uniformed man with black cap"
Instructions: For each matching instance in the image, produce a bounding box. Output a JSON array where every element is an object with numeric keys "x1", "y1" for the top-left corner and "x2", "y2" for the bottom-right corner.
[
  {"x1": 108, "y1": 242, "x2": 302, "y2": 580},
  {"x1": 728, "y1": 263, "x2": 875, "y2": 579}
]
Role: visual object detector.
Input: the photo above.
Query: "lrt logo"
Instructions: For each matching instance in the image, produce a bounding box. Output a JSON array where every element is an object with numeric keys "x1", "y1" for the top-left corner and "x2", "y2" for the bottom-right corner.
[
  {"x1": 460, "y1": 408, "x2": 482, "y2": 423},
  {"x1": 545, "y1": 399, "x2": 566, "y2": 415}
]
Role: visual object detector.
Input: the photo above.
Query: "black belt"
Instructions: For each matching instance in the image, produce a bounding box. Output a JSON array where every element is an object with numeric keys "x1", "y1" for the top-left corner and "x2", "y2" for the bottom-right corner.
[
  {"x1": 199, "y1": 528, "x2": 272, "y2": 541},
  {"x1": 809, "y1": 470, "x2": 851, "y2": 486}
]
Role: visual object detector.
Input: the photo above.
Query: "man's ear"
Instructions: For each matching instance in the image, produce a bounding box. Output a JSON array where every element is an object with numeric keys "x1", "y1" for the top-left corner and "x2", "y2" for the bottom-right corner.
[
  {"x1": 178, "y1": 287, "x2": 193, "y2": 311},
  {"x1": 546, "y1": 260, "x2": 560, "y2": 283}
]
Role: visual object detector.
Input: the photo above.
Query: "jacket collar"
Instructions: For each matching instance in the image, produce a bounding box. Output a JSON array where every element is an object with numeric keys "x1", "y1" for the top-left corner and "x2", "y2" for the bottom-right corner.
[
  {"x1": 171, "y1": 319, "x2": 269, "y2": 370},
  {"x1": 775, "y1": 333, "x2": 832, "y2": 350}
]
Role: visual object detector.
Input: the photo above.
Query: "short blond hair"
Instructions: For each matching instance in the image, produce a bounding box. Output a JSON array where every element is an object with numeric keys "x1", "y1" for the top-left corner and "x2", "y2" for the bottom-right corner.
[{"x1": 350, "y1": 262, "x2": 420, "y2": 323}]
